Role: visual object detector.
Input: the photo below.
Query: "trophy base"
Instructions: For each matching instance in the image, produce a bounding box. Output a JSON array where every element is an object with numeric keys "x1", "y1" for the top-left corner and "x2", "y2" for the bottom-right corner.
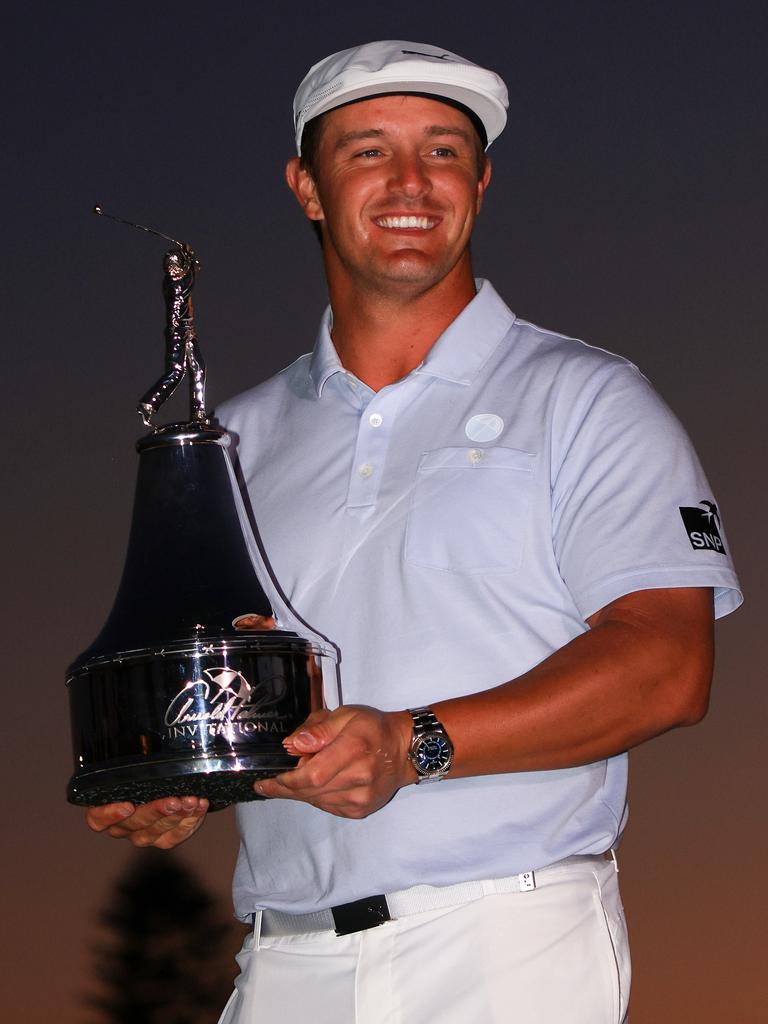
[
  {"x1": 67, "y1": 634, "x2": 334, "y2": 812},
  {"x1": 67, "y1": 752, "x2": 298, "y2": 811}
]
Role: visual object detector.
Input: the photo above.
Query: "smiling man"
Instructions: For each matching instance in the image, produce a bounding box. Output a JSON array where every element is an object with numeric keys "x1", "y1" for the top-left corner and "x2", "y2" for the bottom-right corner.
[
  {"x1": 86, "y1": 41, "x2": 742, "y2": 1023},
  {"x1": 289, "y1": 93, "x2": 490, "y2": 294},
  {"x1": 286, "y1": 91, "x2": 492, "y2": 391}
]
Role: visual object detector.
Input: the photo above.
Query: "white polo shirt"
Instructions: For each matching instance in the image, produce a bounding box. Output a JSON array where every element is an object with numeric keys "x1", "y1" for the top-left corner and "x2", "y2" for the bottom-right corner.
[{"x1": 218, "y1": 280, "x2": 741, "y2": 918}]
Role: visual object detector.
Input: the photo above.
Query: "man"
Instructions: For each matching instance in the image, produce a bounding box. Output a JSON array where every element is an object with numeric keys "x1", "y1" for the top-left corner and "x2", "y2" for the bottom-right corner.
[{"x1": 87, "y1": 41, "x2": 742, "y2": 1023}]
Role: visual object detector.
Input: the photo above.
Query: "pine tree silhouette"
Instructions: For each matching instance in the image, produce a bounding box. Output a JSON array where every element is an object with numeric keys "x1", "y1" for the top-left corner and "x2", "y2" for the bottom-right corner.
[{"x1": 87, "y1": 851, "x2": 242, "y2": 1023}]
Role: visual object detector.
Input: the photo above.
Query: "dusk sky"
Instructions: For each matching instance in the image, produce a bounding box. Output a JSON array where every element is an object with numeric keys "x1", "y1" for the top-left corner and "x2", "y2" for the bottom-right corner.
[{"x1": 3, "y1": 3, "x2": 766, "y2": 1021}]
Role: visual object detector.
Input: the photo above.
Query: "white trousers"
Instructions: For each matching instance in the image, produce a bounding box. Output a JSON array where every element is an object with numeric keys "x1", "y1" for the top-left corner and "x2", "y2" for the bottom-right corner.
[{"x1": 218, "y1": 855, "x2": 630, "y2": 1024}]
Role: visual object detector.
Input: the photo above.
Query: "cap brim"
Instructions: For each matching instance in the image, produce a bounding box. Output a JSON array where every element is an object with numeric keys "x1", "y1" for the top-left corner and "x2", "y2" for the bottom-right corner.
[{"x1": 297, "y1": 80, "x2": 507, "y2": 153}]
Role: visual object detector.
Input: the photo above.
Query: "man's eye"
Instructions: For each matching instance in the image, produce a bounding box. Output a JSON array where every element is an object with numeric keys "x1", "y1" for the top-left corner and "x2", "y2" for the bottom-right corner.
[
  {"x1": 356, "y1": 148, "x2": 383, "y2": 158},
  {"x1": 431, "y1": 147, "x2": 456, "y2": 158}
]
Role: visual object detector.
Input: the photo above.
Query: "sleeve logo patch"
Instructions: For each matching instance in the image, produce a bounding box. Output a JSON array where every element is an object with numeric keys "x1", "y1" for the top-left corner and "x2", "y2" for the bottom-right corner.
[{"x1": 679, "y1": 501, "x2": 726, "y2": 555}]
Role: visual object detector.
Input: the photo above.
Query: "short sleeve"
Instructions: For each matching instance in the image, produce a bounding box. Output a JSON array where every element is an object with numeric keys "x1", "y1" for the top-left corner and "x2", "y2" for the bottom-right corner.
[{"x1": 551, "y1": 362, "x2": 742, "y2": 620}]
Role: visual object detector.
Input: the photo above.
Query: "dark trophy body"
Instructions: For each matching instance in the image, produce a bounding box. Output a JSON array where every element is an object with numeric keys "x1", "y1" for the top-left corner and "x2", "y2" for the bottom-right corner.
[{"x1": 67, "y1": 217, "x2": 338, "y2": 809}]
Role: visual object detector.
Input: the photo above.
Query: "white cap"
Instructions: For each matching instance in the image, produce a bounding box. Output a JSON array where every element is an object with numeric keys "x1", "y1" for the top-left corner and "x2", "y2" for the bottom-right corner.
[{"x1": 293, "y1": 40, "x2": 508, "y2": 154}]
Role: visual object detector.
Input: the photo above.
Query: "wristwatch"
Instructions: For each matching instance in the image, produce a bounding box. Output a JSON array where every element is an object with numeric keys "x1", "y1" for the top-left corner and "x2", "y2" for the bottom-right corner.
[{"x1": 407, "y1": 706, "x2": 454, "y2": 783}]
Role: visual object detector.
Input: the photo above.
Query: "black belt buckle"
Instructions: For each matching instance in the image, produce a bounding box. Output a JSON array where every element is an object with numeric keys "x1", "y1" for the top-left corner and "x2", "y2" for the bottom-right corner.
[{"x1": 331, "y1": 895, "x2": 391, "y2": 936}]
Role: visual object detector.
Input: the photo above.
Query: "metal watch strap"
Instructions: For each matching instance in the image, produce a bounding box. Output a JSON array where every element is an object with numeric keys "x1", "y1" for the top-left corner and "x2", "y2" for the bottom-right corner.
[{"x1": 409, "y1": 706, "x2": 442, "y2": 738}]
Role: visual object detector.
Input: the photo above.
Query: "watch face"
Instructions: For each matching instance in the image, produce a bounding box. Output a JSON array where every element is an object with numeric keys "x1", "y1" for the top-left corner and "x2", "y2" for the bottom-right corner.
[{"x1": 413, "y1": 733, "x2": 452, "y2": 775}]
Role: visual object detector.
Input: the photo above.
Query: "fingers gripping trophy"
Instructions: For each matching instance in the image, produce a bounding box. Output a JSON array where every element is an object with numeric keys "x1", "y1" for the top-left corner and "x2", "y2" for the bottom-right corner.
[{"x1": 65, "y1": 208, "x2": 339, "y2": 810}]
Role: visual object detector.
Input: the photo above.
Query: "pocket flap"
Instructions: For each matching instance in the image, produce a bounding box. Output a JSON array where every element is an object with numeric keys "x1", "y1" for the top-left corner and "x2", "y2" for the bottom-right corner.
[{"x1": 417, "y1": 446, "x2": 536, "y2": 473}]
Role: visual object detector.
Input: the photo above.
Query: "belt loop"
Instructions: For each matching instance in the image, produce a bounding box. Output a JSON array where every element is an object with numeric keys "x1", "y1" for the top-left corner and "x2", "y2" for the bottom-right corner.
[{"x1": 253, "y1": 909, "x2": 263, "y2": 948}]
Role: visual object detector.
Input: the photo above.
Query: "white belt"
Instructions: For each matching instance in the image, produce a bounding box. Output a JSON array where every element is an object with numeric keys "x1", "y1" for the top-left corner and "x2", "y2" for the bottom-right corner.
[{"x1": 258, "y1": 852, "x2": 615, "y2": 938}]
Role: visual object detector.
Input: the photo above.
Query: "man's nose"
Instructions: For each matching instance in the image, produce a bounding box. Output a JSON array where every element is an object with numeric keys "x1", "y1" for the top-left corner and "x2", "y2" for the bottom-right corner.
[{"x1": 388, "y1": 153, "x2": 431, "y2": 198}]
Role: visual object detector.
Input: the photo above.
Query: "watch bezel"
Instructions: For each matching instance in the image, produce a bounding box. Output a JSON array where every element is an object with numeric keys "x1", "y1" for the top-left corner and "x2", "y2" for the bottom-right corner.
[
  {"x1": 411, "y1": 731, "x2": 453, "y2": 777},
  {"x1": 407, "y1": 707, "x2": 454, "y2": 783}
]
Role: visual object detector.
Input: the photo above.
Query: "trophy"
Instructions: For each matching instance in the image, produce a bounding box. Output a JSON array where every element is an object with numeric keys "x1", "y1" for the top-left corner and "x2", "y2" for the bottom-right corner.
[{"x1": 66, "y1": 208, "x2": 339, "y2": 810}]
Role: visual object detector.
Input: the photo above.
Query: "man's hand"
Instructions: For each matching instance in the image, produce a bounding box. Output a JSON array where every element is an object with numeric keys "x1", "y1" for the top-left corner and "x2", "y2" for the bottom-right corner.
[
  {"x1": 85, "y1": 796, "x2": 209, "y2": 849},
  {"x1": 255, "y1": 706, "x2": 415, "y2": 818}
]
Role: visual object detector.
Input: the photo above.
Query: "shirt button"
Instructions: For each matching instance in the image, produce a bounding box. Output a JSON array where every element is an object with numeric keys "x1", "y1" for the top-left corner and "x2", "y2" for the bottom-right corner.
[
  {"x1": 358, "y1": 463, "x2": 374, "y2": 478},
  {"x1": 369, "y1": 413, "x2": 383, "y2": 428},
  {"x1": 469, "y1": 448, "x2": 484, "y2": 464}
]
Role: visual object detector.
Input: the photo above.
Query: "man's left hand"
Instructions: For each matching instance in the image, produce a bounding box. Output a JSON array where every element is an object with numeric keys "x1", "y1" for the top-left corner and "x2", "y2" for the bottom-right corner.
[{"x1": 254, "y1": 706, "x2": 415, "y2": 818}]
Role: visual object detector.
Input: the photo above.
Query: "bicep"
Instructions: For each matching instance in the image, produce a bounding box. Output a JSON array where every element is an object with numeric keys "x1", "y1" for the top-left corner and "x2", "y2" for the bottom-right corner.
[{"x1": 586, "y1": 586, "x2": 715, "y2": 724}]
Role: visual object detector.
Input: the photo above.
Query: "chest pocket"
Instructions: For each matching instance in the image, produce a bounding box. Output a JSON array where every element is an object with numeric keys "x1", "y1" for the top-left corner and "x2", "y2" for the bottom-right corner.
[{"x1": 404, "y1": 446, "x2": 536, "y2": 574}]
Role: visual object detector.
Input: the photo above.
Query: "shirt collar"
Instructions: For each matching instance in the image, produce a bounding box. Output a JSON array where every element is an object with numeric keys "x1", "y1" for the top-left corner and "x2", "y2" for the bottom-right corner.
[
  {"x1": 416, "y1": 280, "x2": 515, "y2": 384},
  {"x1": 308, "y1": 280, "x2": 515, "y2": 397},
  {"x1": 308, "y1": 307, "x2": 343, "y2": 397}
]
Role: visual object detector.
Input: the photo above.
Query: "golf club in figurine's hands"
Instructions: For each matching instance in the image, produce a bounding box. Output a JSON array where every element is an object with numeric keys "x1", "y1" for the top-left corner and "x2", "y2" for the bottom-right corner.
[{"x1": 66, "y1": 208, "x2": 339, "y2": 810}]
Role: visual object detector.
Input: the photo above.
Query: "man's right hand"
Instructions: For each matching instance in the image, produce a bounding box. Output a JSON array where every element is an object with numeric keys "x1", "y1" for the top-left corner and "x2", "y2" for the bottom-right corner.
[{"x1": 85, "y1": 796, "x2": 209, "y2": 850}]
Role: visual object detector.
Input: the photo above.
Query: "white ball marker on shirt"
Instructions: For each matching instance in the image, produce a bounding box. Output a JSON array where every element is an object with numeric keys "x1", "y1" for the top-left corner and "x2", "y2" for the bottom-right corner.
[{"x1": 465, "y1": 413, "x2": 504, "y2": 442}]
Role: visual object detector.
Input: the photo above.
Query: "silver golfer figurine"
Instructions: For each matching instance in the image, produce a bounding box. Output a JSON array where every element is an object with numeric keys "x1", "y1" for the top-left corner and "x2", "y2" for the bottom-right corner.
[
  {"x1": 93, "y1": 205, "x2": 207, "y2": 427},
  {"x1": 138, "y1": 243, "x2": 207, "y2": 427}
]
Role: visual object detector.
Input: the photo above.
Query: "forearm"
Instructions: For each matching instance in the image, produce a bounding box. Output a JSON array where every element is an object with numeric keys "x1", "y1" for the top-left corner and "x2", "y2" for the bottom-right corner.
[
  {"x1": 429, "y1": 587, "x2": 714, "y2": 780},
  {"x1": 259, "y1": 588, "x2": 714, "y2": 816}
]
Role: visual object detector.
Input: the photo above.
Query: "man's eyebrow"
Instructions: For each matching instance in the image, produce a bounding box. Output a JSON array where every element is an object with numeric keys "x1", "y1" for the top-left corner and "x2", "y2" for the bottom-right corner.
[
  {"x1": 424, "y1": 125, "x2": 472, "y2": 142},
  {"x1": 334, "y1": 129, "x2": 385, "y2": 150},
  {"x1": 333, "y1": 125, "x2": 473, "y2": 150}
]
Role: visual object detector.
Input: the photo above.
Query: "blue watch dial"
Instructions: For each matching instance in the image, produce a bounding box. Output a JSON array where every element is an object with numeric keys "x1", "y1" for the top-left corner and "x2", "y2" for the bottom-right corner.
[{"x1": 414, "y1": 734, "x2": 452, "y2": 773}]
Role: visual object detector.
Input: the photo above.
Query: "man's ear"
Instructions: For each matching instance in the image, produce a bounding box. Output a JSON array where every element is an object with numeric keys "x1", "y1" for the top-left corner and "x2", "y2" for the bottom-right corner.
[
  {"x1": 285, "y1": 157, "x2": 324, "y2": 222},
  {"x1": 475, "y1": 156, "x2": 492, "y2": 214}
]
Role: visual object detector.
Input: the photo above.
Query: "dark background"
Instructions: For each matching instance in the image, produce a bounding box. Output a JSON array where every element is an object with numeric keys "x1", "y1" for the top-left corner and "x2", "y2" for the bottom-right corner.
[{"x1": 3, "y1": 2, "x2": 765, "y2": 1020}]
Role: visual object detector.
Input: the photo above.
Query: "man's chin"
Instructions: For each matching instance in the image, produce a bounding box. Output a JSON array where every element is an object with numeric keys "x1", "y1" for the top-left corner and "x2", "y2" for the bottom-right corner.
[{"x1": 368, "y1": 251, "x2": 452, "y2": 287}]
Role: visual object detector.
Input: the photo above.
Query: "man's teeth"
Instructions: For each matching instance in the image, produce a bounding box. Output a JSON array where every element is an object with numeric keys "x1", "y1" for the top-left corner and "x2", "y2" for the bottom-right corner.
[{"x1": 377, "y1": 216, "x2": 434, "y2": 229}]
